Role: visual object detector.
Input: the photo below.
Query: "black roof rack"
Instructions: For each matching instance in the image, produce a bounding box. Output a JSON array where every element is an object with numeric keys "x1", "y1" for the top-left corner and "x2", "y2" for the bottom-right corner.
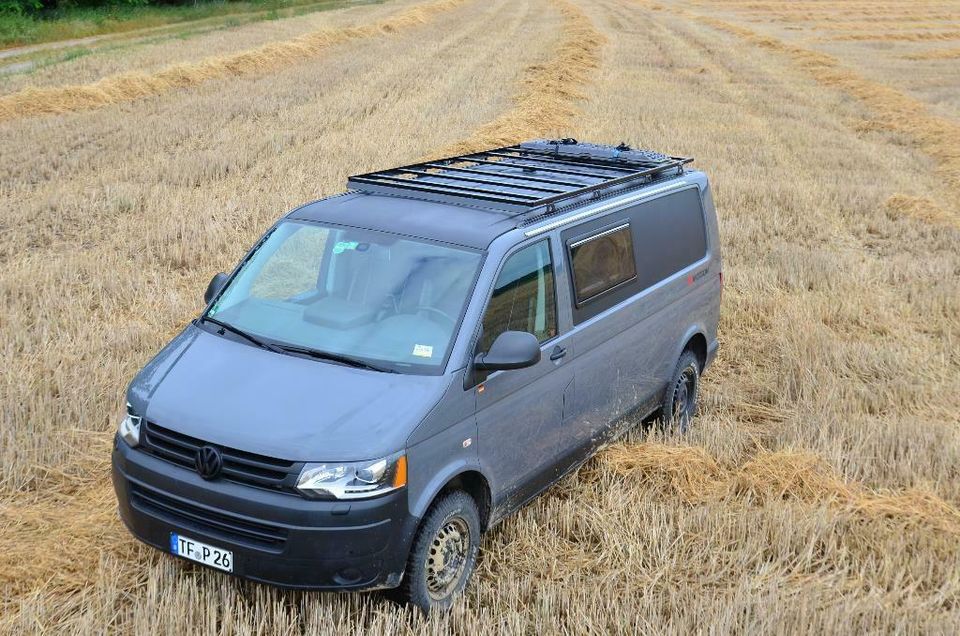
[{"x1": 347, "y1": 140, "x2": 693, "y2": 219}]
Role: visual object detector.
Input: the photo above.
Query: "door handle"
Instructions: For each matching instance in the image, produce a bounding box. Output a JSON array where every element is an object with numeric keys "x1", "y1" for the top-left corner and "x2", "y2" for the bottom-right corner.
[{"x1": 549, "y1": 346, "x2": 567, "y2": 361}]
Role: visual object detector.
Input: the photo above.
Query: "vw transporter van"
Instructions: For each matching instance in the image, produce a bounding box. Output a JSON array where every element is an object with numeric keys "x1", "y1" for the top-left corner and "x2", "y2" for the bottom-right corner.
[{"x1": 112, "y1": 139, "x2": 721, "y2": 612}]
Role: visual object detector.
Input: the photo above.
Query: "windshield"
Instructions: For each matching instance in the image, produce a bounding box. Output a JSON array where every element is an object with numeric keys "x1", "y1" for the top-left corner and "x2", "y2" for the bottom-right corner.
[{"x1": 207, "y1": 221, "x2": 482, "y2": 373}]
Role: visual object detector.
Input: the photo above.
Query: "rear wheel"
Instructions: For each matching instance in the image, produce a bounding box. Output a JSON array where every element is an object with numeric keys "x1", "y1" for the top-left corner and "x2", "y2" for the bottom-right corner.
[
  {"x1": 662, "y1": 350, "x2": 700, "y2": 434},
  {"x1": 396, "y1": 490, "x2": 480, "y2": 613}
]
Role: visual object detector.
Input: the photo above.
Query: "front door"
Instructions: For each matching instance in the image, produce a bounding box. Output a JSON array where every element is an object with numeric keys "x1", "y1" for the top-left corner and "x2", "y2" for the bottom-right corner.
[{"x1": 474, "y1": 239, "x2": 574, "y2": 512}]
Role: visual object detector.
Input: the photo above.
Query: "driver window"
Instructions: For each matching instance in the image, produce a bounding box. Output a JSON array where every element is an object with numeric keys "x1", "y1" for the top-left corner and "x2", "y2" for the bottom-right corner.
[{"x1": 480, "y1": 240, "x2": 557, "y2": 352}]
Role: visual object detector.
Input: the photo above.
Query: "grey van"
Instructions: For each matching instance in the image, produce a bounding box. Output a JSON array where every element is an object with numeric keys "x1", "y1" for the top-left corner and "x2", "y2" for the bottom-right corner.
[{"x1": 112, "y1": 139, "x2": 721, "y2": 612}]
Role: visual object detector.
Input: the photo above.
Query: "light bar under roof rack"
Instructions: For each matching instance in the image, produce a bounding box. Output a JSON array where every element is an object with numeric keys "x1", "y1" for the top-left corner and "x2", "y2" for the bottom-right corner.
[{"x1": 347, "y1": 140, "x2": 693, "y2": 218}]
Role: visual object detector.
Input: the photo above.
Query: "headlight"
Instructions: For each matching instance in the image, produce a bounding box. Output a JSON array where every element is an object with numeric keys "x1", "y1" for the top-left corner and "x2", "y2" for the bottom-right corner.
[
  {"x1": 296, "y1": 454, "x2": 406, "y2": 500},
  {"x1": 118, "y1": 402, "x2": 141, "y2": 447}
]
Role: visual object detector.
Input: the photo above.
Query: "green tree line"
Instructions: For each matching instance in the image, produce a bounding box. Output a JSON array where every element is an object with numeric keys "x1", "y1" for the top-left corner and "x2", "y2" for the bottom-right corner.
[{"x1": 1, "y1": 0, "x2": 214, "y2": 16}]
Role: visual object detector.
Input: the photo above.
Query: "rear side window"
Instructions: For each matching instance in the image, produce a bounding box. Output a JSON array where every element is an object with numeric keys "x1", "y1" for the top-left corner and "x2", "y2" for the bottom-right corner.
[
  {"x1": 633, "y1": 188, "x2": 707, "y2": 289},
  {"x1": 569, "y1": 224, "x2": 637, "y2": 305},
  {"x1": 562, "y1": 187, "x2": 708, "y2": 323},
  {"x1": 480, "y1": 240, "x2": 557, "y2": 352}
]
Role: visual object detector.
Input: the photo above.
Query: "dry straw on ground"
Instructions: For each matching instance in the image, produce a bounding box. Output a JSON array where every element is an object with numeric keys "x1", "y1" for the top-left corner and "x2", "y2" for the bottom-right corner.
[
  {"x1": 824, "y1": 30, "x2": 960, "y2": 42},
  {"x1": 0, "y1": 0, "x2": 466, "y2": 121},
  {"x1": 2, "y1": 0, "x2": 960, "y2": 632},
  {"x1": 906, "y1": 46, "x2": 960, "y2": 60},
  {"x1": 601, "y1": 443, "x2": 960, "y2": 535},
  {"x1": 437, "y1": 0, "x2": 605, "y2": 155},
  {"x1": 668, "y1": 9, "x2": 960, "y2": 209}
]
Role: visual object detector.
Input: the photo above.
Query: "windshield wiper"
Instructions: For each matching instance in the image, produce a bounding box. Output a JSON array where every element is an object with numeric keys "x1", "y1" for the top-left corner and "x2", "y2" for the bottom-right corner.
[
  {"x1": 200, "y1": 316, "x2": 396, "y2": 373},
  {"x1": 274, "y1": 344, "x2": 398, "y2": 373},
  {"x1": 200, "y1": 316, "x2": 280, "y2": 353}
]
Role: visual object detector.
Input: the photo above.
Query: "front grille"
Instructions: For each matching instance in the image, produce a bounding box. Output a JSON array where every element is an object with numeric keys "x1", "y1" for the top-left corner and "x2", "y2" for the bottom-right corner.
[
  {"x1": 129, "y1": 482, "x2": 288, "y2": 551},
  {"x1": 140, "y1": 421, "x2": 303, "y2": 495}
]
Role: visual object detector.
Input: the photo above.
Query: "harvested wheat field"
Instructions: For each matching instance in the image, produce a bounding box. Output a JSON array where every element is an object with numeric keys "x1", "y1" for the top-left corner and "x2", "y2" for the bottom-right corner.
[{"x1": 1, "y1": 0, "x2": 959, "y2": 632}]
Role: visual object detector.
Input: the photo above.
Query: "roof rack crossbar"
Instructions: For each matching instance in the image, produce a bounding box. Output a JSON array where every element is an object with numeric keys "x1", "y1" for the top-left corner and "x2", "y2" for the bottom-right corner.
[
  {"x1": 449, "y1": 156, "x2": 615, "y2": 180},
  {"x1": 421, "y1": 163, "x2": 587, "y2": 188},
  {"x1": 397, "y1": 168, "x2": 569, "y2": 194},
  {"x1": 483, "y1": 151, "x2": 639, "y2": 173},
  {"x1": 349, "y1": 175, "x2": 538, "y2": 203},
  {"x1": 349, "y1": 178, "x2": 531, "y2": 206},
  {"x1": 530, "y1": 158, "x2": 690, "y2": 209}
]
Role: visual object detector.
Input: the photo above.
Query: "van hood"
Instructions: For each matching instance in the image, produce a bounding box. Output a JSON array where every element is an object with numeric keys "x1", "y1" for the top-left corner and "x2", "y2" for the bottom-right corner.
[{"x1": 128, "y1": 324, "x2": 448, "y2": 462}]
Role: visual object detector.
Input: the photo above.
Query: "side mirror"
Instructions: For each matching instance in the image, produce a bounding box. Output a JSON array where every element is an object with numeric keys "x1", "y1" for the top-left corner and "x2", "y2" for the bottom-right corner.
[
  {"x1": 474, "y1": 331, "x2": 541, "y2": 372},
  {"x1": 204, "y1": 272, "x2": 229, "y2": 305}
]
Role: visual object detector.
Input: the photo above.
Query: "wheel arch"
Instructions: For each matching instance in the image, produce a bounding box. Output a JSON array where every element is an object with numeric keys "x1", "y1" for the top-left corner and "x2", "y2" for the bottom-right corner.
[
  {"x1": 410, "y1": 464, "x2": 494, "y2": 532},
  {"x1": 667, "y1": 325, "x2": 708, "y2": 374},
  {"x1": 683, "y1": 331, "x2": 708, "y2": 371},
  {"x1": 435, "y1": 470, "x2": 492, "y2": 532}
]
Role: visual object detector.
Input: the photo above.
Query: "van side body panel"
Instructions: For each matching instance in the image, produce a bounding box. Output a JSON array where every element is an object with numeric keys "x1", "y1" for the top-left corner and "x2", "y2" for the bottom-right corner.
[
  {"x1": 409, "y1": 173, "x2": 720, "y2": 543},
  {"x1": 465, "y1": 235, "x2": 577, "y2": 514},
  {"x1": 542, "y1": 179, "x2": 714, "y2": 462}
]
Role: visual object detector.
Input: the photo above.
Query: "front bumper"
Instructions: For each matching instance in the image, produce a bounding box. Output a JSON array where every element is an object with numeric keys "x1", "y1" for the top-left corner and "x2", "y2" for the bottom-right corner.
[{"x1": 111, "y1": 437, "x2": 417, "y2": 590}]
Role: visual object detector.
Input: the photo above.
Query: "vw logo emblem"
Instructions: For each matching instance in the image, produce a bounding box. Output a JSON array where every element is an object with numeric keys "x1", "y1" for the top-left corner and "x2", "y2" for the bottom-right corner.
[{"x1": 195, "y1": 445, "x2": 223, "y2": 480}]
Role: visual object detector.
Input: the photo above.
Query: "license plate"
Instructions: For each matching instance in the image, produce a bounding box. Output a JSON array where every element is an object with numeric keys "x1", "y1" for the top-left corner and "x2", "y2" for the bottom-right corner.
[{"x1": 170, "y1": 533, "x2": 233, "y2": 572}]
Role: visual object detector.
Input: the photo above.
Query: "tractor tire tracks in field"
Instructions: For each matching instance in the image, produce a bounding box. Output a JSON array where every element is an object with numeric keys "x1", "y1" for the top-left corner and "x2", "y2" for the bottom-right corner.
[
  {"x1": 647, "y1": 0, "x2": 960, "y2": 226},
  {"x1": 437, "y1": 0, "x2": 606, "y2": 155},
  {"x1": 0, "y1": 0, "x2": 467, "y2": 122}
]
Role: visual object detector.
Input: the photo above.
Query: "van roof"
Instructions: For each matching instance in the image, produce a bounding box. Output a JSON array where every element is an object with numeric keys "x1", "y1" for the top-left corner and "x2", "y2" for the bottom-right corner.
[
  {"x1": 288, "y1": 191, "x2": 519, "y2": 249},
  {"x1": 288, "y1": 140, "x2": 696, "y2": 249}
]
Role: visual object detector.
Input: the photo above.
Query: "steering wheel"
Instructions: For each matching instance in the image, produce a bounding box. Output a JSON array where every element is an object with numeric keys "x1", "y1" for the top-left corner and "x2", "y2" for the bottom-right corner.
[{"x1": 415, "y1": 305, "x2": 456, "y2": 327}]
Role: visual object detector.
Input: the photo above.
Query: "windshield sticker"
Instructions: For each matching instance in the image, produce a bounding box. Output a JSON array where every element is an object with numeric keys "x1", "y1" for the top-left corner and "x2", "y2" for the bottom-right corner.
[
  {"x1": 333, "y1": 241, "x2": 360, "y2": 255},
  {"x1": 412, "y1": 344, "x2": 434, "y2": 358}
]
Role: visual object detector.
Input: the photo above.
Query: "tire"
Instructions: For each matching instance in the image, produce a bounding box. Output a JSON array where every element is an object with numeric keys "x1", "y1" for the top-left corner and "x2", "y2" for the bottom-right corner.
[
  {"x1": 661, "y1": 350, "x2": 700, "y2": 434},
  {"x1": 395, "y1": 490, "x2": 481, "y2": 613}
]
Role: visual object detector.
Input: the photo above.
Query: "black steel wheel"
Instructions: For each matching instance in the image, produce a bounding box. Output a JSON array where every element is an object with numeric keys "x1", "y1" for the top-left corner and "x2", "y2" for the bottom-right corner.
[
  {"x1": 425, "y1": 515, "x2": 471, "y2": 601},
  {"x1": 395, "y1": 490, "x2": 480, "y2": 613},
  {"x1": 662, "y1": 350, "x2": 700, "y2": 434}
]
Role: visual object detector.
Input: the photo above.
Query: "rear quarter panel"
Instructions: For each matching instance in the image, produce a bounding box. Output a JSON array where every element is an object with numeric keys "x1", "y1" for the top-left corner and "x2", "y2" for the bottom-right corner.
[
  {"x1": 700, "y1": 180, "x2": 722, "y2": 360},
  {"x1": 553, "y1": 175, "x2": 720, "y2": 457}
]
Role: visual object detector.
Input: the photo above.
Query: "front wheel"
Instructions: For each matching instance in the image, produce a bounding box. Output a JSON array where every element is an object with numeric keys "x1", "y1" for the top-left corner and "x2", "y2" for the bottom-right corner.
[
  {"x1": 662, "y1": 350, "x2": 700, "y2": 434},
  {"x1": 396, "y1": 490, "x2": 481, "y2": 613}
]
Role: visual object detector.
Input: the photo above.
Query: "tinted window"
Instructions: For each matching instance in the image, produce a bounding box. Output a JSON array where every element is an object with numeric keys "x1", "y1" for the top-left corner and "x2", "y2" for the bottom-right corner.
[
  {"x1": 569, "y1": 224, "x2": 637, "y2": 304},
  {"x1": 633, "y1": 188, "x2": 707, "y2": 289},
  {"x1": 561, "y1": 187, "x2": 709, "y2": 324},
  {"x1": 480, "y1": 240, "x2": 556, "y2": 352}
]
